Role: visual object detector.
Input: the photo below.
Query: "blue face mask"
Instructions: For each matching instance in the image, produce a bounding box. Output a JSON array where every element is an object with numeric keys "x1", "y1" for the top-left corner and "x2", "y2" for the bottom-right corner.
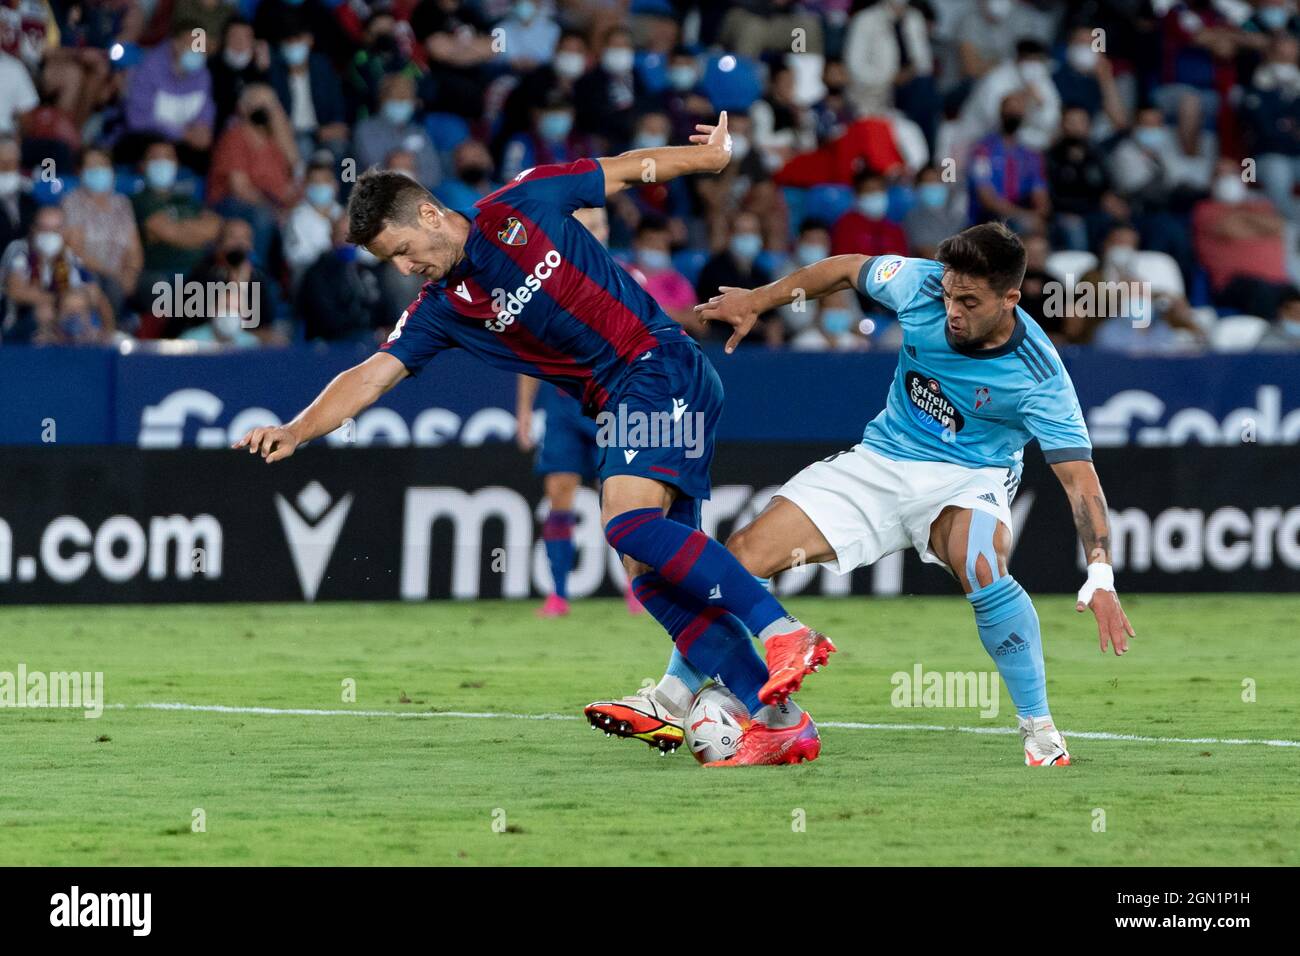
[
  {"x1": 796, "y1": 242, "x2": 828, "y2": 267},
  {"x1": 822, "y1": 309, "x2": 854, "y2": 335},
  {"x1": 730, "y1": 233, "x2": 762, "y2": 261},
  {"x1": 82, "y1": 167, "x2": 114, "y2": 194},
  {"x1": 179, "y1": 49, "x2": 206, "y2": 73},
  {"x1": 917, "y1": 183, "x2": 947, "y2": 209},
  {"x1": 382, "y1": 100, "x2": 415, "y2": 125},
  {"x1": 633, "y1": 132, "x2": 668, "y2": 150},
  {"x1": 281, "y1": 41, "x2": 310, "y2": 67},
  {"x1": 539, "y1": 111, "x2": 573, "y2": 142},
  {"x1": 1134, "y1": 127, "x2": 1166, "y2": 150},
  {"x1": 636, "y1": 248, "x2": 671, "y2": 271},
  {"x1": 145, "y1": 158, "x2": 178, "y2": 190},
  {"x1": 668, "y1": 64, "x2": 697, "y2": 91},
  {"x1": 307, "y1": 182, "x2": 335, "y2": 207},
  {"x1": 515, "y1": 0, "x2": 537, "y2": 20},
  {"x1": 857, "y1": 191, "x2": 888, "y2": 219},
  {"x1": 1260, "y1": 6, "x2": 1290, "y2": 30}
]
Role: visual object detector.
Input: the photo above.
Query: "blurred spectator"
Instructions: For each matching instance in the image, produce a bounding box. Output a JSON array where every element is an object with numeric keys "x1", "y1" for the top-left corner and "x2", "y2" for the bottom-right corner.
[
  {"x1": 62, "y1": 145, "x2": 143, "y2": 320},
  {"x1": 1153, "y1": 0, "x2": 1239, "y2": 156},
  {"x1": 495, "y1": 1, "x2": 561, "y2": 72},
  {"x1": 1257, "y1": 286, "x2": 1300, "y2": 350},
  {"x1": 410, "y1": 0, "x2": 496, "y2": 118},
  {"x1": 42, "y1": 285, "x2": 109, "y2": 346},
  {"x1": 284, "y1": 157, "x2": 344, "y2": 286},
  {"x1": 1016, "y1": 234, "x2": 1061, "y2": 339},
  {"x1": 967, "y1": 91, "x2": 1050, "y2": 232},
  {"x1": 843, "y1": 0, "x2": 936, "y2": 143},
  {"x1": 719, "y1": 1, "x2": 824, "y2": 58},
  {"x1": 574, "y1": 25, "x2": 640, "y2": 150},
  {"x1": 210, "y1": 18, "x2": 271, "y2": 136},
  {"x1": 0, "y1": 49, "x2": 39, "y2": 135},
  {"x1": 131, "y1": 139, "x2": 222, "y2": 305},
  {"x1": 0, "y1": 136, "x2": 36, "y2": 254},
  {"x1": 297, "y1": 225, "x2": 391, "y2": 343},
  {"x1": 501, "y1": 90, "x2": 590, "y2": 182},
  {"x1": 181, "y1": 218, "x2": 278, "y2": 342},
  {"x1": 960, "y1": 39, "x2": 1061, "y2": 153},
  {"x1": 788, "y1": 287, "x2": 868, "y2": 351},
  {"x1": 345, "y1": 10, "x2": 418, "y2": 121},
  {"x1": 904, "y1": 165, "x2": 965, "y2": 258},
  {"x1": 832, "y1": 169, "x2": 907, "y2": 257},
  {"x1": 1088, "y1": 224, "x2": 1206, "y2": 353},
  {"x1": 1242, "y1": 34, "x2": 1300, "y2": 223},
  {"x1": 2, "y1": 204, "x2": 112, "y2": 343},
  {"x1": 1051, "y1": 25, "x2": 1128, "y2": 133},
  {"x1": 628, "y1": 214, "x2": 696, "y2": 328},
  {"x1": 657, "y1": 46, "x2": 714, "y2": 144},
  {"x1": 354, "y1": 73, "x2": 441, "y2": 186},
  {"x1": 269, "y1": 20, "x2": 349, "y2": 162},
  {"x1": 777, "y1": 217, "x2": 831, "y2": 339},
  {"x1": 435, "y1": 140, "x2": 500, "y2": 210},
  {"x1": 179, "y1": 274, "x2": 261, "y2": 348},
  {"x1": 750, "y1": 64, "x2": 817, "y2": 171},
  {"x1": 1193, "y1": 158, "x2": 1293, "y2": 319},
  {"x1": 123, "y1": 20, "x2": 215, "y2": 170},
  {"x1": 174, "y1": 0, "x2": 235, "y2": 48},
  {"x1": 954, "y1": 0, "x2": 1035, "y2": 84},
  {"x1": 495, "y1": 29, "x2": 589, "y2": 160},
  {"x1": 252, "y1": 0, "x2": 349, "y2": 61},
  {"x1": 1047, "y1": 106, "x2": 1111, "y2": 251},
  {"x1": 695, "y1": 211, "x2": 781, "y2": 347}
]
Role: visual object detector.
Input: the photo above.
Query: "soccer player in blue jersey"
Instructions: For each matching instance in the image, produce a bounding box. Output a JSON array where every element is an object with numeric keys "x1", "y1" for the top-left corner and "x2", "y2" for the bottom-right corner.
[
  {"x1": 234, "y1": 113, "x2": 827, "y2": 763},
  {"x1": 684, "y1": 222, "x2": 1135, "y2": 766}
]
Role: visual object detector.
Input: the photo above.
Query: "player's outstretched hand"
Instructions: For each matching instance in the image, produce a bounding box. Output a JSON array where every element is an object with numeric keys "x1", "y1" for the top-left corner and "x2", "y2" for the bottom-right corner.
[
  {"x1": 688, "y1": 110, "x2": 732, "y2": 172},
  {"x1": 695, "y1": 285, "x2": 758, "y2": 353},
  {"x1": 1078, "y1": 588, "x2": 1134, "y2": 656},
  {"x1": 233, "y1": 425, "x2": 300, "y2": 463}
]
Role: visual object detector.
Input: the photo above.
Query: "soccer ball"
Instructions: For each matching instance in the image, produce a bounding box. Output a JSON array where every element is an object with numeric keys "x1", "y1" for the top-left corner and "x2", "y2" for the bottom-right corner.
[{"x1": 684, "y1": 684, "x2": 749, "y2": 765}]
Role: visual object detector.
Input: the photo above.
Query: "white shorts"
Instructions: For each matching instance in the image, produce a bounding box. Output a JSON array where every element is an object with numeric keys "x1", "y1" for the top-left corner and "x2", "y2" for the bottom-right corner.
[{"x1": 775, "y1": 444, "x2": 1017, "y2": 575}]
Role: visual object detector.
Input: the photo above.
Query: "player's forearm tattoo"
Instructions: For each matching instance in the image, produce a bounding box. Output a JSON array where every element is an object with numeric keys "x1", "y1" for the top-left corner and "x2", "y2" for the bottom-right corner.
[{"x1": 1071, "y1": 493, "x2": 1111, "y2": 564}]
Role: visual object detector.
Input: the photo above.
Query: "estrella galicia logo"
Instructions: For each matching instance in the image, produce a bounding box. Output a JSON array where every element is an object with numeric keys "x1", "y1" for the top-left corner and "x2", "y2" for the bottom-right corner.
[
  {"x1": 905, "y1": 370, "x2": 965, "y2": 438},
  {"x1": 995, "y1": 633, "x2": 1028, "y2": 657},
  {"x1": 497, "y1": 217, "x2": 527, "y2": 246}
]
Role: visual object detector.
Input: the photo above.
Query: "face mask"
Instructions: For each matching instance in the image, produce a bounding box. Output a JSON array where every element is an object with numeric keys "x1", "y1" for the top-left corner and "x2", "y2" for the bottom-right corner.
[
  {"x1": 382, "y1": 100, "x2": 415, "y2": 125},
  {"x1": 82, "y1": 166, "x2": 114, "y2": 194},
  {"x1": 225, "y1": 248, "x2": 248, "y2": 268},
  {"x1": 0, "y1": 171, "x2": 19, "y2": 196},
  {"x1": 1260, "y1": 6, "x2": 1290, "y2": 30},
  {"x1": 1067, "y1": 44, "x2": 1097, "y2": 74},
  {"x1": 602, "y1": 47, "x2": 634, "y2": 75},
  {"x1": 633, "y1": 132, "x2": 668, "y2": 150},
  {"x1": 214, "y1": 312, "x2": 243, "y2": 338},
  {"x1": 514, "y1": 0, "x2": 537, "y2": 21},
  {"x1": 1105, "y1": 246, "x2": 1136, "y2": 273},
  {"x1": 917, "y1": 183, "x2": 947, "y2": 209},
  {"x1": 224, "y1": 47, "x2": 253, "y2": 70},
  {"x1": 1133, "y1": 127, "x2": 1166, "y2": 150},
  {"x1": 822, "y1": 309, "x2": 854, "y2": 336},
  {"x1": 669, "y1": 64, "x2": 697, "y2": 91},
  {"x1": 729, "y1": 134, "x2": 750, "y2": 160},
  {"x1": 796, "y1": 242, "x2": 828, "y2": 267},
  {"x1": 1019, "y1": 60, "x2": 1050, "y2": 85},
  {"x1": 985, "y1": 0, "x2": 1013, "y2": 20},
  {"x1": 554, "y1": 51, "x2": 586, "y2": 80},
  {"x1": 636, "y1": 248, "x2": 671, "y2": 271},
  {"x1": 34, "y1": 231, "x2": 64, "y2": 257},
  {"x1": 1000, "y1": 113, "x2": 1023, "y2": 136},
  {"x1": 145, "y1": 158, "x2": 177, "y2": 190},
  {"x1": 1214, "y1": 176, "x2": 1248, "y2": 203},
  {"x1": 281, "y1": 41, "x2": 310, "y2": 67},
  {"x1": 179, "y1": 49, "x2": 206, "y2": 73},
  {"x1": 1272, "y1": 63, "x2": 1300, "y2": 87},
  {"x1": 539, "y1": 111, "x2": 572, "y2": 142},
  {"x1": 307, "y1": 183, "x2": 335, "y2": 207},
  {"x1": 1281, "y1": 317, "x2": 1300, "y2": 338},
  {"x1": 730, "y1": 233, "x2": 761, "y2": 261},
  {"x1": 857, "y1": 191, "x2": 888, "y2": 219}
]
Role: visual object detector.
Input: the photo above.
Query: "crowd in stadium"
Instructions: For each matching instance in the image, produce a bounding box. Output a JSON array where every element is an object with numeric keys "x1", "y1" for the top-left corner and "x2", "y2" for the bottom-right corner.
[{"x1": 3, "y1": 0, "x2": 1300, "y2": 353}]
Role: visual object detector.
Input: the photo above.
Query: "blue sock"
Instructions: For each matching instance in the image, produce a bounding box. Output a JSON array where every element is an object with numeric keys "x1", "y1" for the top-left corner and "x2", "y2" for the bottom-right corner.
[
  {"x1": 541, "y1": 509, "x2": 576, "y2": 599},
  {"x1": 632, "y1": 573, "x2": 768, "y2": 714},
  {"x1": 607, "y1": 509, "x2": 793, "y2": 637},
  {"x1": 968, "y1": 576, "x2": 1049, "y2": 718}
]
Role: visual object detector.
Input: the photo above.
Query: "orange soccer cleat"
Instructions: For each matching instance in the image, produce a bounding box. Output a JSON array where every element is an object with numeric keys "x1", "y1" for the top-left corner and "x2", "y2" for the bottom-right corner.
[
  {"x1": 704, "y1": 711, "x2": 821, "y2": 766},
  {"x1": 758, "y1": 627, "x2": 836, "y2": 705}
]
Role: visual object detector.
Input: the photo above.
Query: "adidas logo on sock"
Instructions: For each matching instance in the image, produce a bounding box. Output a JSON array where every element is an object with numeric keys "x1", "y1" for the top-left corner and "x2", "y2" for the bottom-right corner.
[
  {"x1": 994, "y1": 632, "x2": 1027, "y2": 657},
  {"x1": 977, "y1": 492, "x2": 998, "y2": 505}
]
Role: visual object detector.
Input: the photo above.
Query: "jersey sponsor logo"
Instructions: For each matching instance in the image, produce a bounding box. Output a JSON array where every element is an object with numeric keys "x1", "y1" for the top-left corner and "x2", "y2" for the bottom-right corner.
[
  {"x1": 497, "y1": 217, "x2": 528, "y2": 246},
  {"x1": 485, "y1": 249, "x2": 563, "y2": 333},
  {"x1": 974, "y1": 386, "x2": 992, "y2": 410},
  {"x1": 904, "y1": 370, "x2": 966, "y2": 437},
  {"x1": 874, "y1": 256, "x2": 906, "y2": 284}
]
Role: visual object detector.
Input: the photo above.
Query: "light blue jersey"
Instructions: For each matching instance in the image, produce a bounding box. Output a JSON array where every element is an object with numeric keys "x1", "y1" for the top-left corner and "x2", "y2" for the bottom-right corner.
[{"x1": 856, "y1": 255, "x2": 1091, "y2": 478}]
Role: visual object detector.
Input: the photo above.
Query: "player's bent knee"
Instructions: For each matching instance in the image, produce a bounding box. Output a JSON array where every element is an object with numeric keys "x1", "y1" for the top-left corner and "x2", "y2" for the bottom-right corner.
[
  {"x1": 622, "y1": 556, "x2": 652, "y2": 579},
  {"x1": 725, "y1": 526, "x2": 777, "y2": 578}
]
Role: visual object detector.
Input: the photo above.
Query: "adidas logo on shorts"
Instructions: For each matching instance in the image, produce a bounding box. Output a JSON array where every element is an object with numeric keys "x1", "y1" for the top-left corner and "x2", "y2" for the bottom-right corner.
[{"x1": 977, "y1": 492, "x2": 998, "y2": 505}]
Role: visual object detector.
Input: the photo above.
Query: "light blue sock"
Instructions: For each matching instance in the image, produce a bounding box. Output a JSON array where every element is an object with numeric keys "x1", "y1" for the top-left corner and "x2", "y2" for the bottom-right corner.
[
  {"x1": 665, "y1": 646, "x2": 708, "y2": 691},
  {"x1": 968, "y1": 575, "x2": 1049, "y2": 718}
]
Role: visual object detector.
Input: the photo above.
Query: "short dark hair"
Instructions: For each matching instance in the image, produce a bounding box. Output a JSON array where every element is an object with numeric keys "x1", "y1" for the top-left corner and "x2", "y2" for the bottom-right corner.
[
  {"x1": 936, "y1": 222, "x2": 1027, "y2": 294},
  {"x1": 345, "y1": 168, "x2": 444, "y2": 246}
]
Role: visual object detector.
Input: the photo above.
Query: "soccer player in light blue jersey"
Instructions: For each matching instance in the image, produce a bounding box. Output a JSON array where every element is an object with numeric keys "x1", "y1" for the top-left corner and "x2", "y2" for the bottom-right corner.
[{"x1": 688, "y1": 222, "x2": 1134, "y2": 766}]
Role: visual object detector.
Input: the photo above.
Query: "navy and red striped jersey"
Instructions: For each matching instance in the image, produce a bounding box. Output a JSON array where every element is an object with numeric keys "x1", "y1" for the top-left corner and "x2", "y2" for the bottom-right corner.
[{"x1": 378, "y1": 158, "x2": 691, "y2": 414}]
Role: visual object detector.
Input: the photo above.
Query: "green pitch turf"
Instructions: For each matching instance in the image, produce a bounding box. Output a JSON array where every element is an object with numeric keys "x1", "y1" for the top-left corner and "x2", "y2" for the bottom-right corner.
[{"x1": 1, "y1": 595, "x2": 1296, "y2": 866}]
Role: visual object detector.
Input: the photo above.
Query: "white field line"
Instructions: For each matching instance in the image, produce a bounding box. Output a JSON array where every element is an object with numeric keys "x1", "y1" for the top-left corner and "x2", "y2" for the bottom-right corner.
[{"x1": 102, "y1": 702, "x2": 1300, "y2": 749}]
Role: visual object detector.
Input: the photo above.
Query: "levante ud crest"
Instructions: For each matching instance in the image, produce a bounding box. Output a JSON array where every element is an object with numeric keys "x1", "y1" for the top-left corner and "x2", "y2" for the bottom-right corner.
[{"x1": 498, "y1": 217, "x2": 528, "y2": 246}]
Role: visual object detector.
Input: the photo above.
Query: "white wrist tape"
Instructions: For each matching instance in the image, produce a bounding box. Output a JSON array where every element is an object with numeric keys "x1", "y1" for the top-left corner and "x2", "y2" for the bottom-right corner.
[{"x1": 1077, "y1": 562, "x2": 1115, "y2": 606}]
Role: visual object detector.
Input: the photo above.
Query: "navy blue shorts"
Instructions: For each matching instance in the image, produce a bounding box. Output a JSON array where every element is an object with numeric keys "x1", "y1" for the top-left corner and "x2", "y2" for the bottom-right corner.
[
  {"x1": 535, "y1": 384, "x2": 601, "y2": 481},
  {"x1": 595, "y1": 339, "x2": 723, "y2": 502}
]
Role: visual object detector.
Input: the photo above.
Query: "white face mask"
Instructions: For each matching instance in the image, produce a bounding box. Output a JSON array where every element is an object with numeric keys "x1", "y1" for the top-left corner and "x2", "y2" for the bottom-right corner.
[
  {"x1": 224, "y1": 47, "x2": 253, "y2": 70},
  {"x1": 0, "y1": 171, "x2": 19, "y2": 196},
  {"x1": 1067, "y1": 44, "x2": 1097, "y2": 74},
  {"x1": 34, "y1": 230, "x2": 64, "y2": 257},
  {"x1": 602, "y1": 46, "x2": 634, "y2": 75},
  {"x1": 985, "y1": 0, "x2": 1013, "y2": 20},
  {"x1": 1019, "y1": 60, "x2": 1050, "y2": 85},
  {"x1": 214, "y1": 312, "x2": 243, "y2": 339},
  {"x1": 1214, "y1": 175, "x2": 1249, "y2": 203},
  {"x1": 1106, "y1": 246, "x2": 1136, "y2": 273},
  {"x1": 554, "y1": 51, "x2": 586, "y2": 80}
]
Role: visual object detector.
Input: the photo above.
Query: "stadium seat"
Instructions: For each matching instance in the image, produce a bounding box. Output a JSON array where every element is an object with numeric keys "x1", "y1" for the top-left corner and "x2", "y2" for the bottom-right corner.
[
  {"x1": 1209, "y1": 315, "x2": 1269, "y2": 352},
  {"x1": 1131, "y1": 250, "x2": 1185, "y2": 297},
  {"x1": 701, "y1": 53, "x2": 763, "y2": 112},
  {"x1": 1045, "y1": 250, "x2": 1098, "y2": 284},
  {"x1": 803, "y1": 184, "x2": 855, "y2": 227},
  {"x1": 425, "y1": 112, "x2": 470, "y2": 160},
  {"x1": 672, "y1": 248, "x2": 708, "y2": 286}
]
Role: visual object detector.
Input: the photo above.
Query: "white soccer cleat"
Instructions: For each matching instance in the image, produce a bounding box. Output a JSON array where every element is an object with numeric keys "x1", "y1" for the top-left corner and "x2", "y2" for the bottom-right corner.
[
  {"x1": 583, "y1": 689, "x2": 685, "y2": 754},
  {"x1": 1019, "y1": 716, "x2": 1071, "y2": 766}
]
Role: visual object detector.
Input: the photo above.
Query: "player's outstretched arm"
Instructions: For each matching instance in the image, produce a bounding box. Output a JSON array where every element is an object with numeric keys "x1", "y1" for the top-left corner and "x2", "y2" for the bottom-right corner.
[
  {"x1": 1051, "y1": 459, "x2": 1135, "y2": 656},
  {"x1": 233, "y1": 352, "x2": 409, "y2": 463},
  {"x1": 597, "y1": 110, "x2": 733, "y2": 198},
  {"x1": 694, "y1": 254, "x2": 869, "y2": 353}
]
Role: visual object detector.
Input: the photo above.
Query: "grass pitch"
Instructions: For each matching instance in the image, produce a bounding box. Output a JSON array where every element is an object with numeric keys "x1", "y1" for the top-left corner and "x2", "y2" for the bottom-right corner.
[{"x1": 1, "y1": 595, "x2": 1297, "y2": 866}]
